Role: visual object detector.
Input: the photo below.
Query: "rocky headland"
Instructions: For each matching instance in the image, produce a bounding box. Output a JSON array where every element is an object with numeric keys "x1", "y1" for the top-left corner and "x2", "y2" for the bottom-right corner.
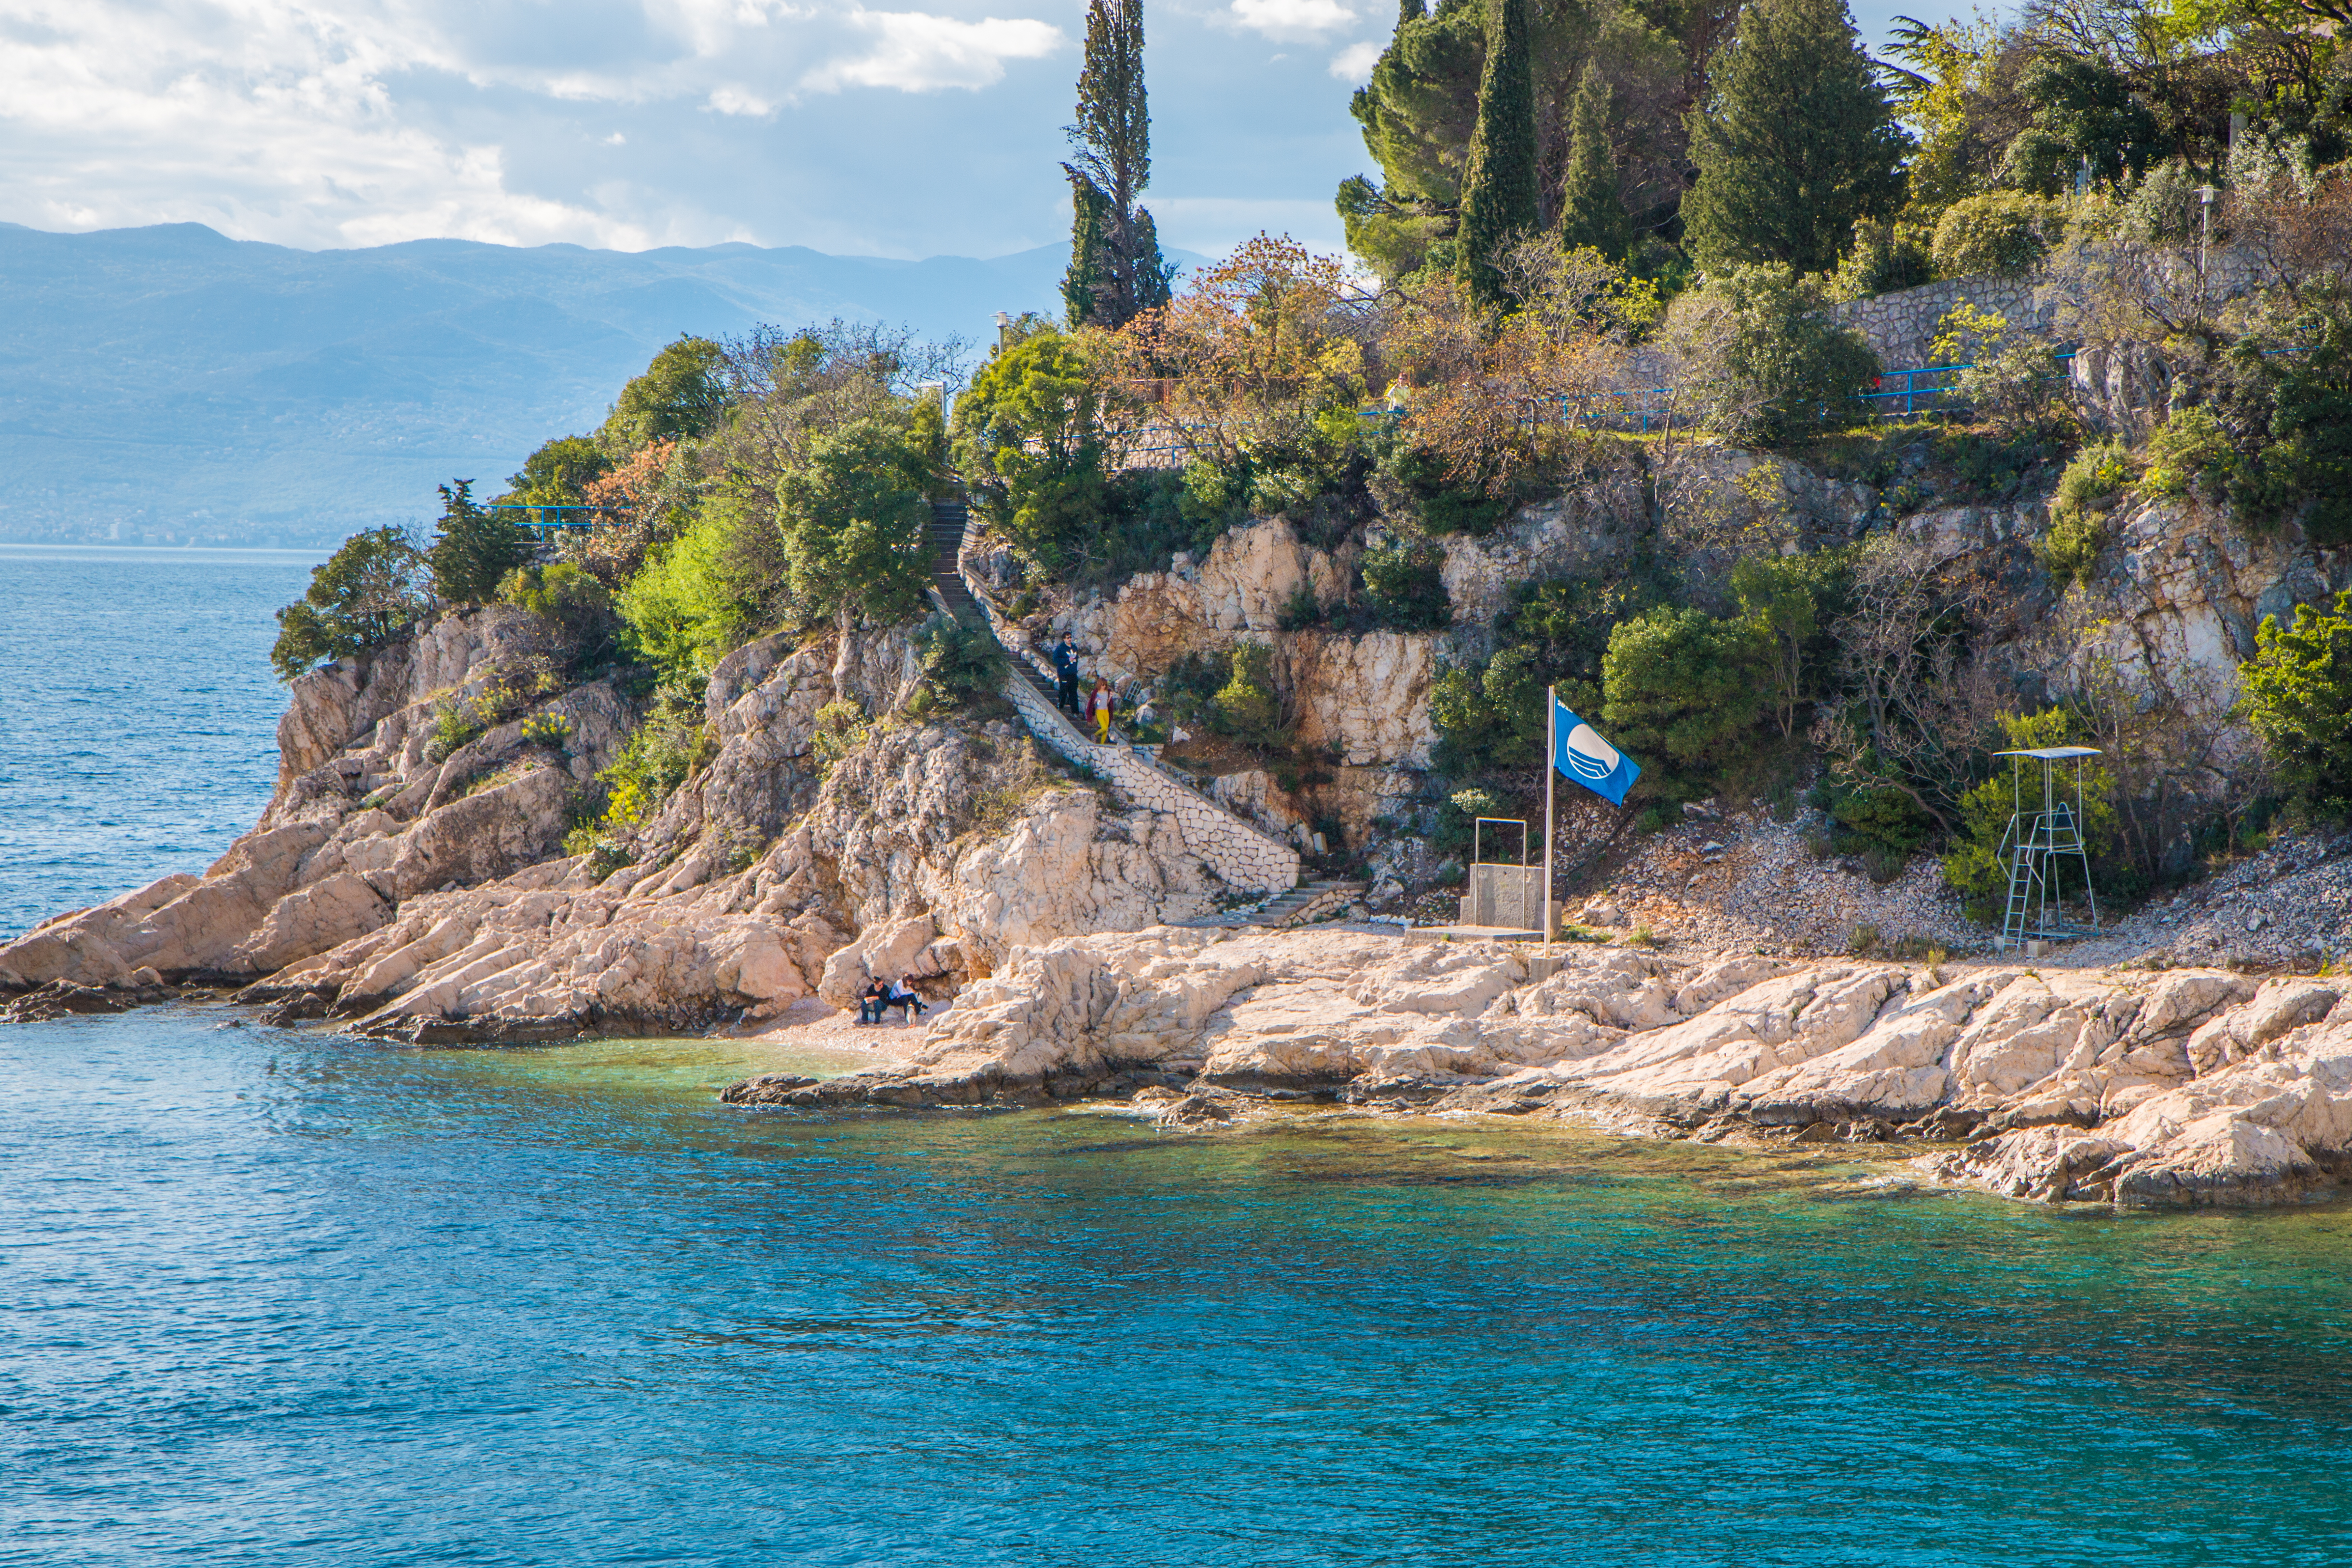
[{"x1": 15, "y1": 438, "x2": 2352, "y2": 1212}]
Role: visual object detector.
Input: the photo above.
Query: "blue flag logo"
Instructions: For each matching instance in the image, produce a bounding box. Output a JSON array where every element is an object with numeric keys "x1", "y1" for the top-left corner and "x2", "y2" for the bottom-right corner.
[{"x1": 1553, "y1": 699, "x2": 1641, "y2": 805}]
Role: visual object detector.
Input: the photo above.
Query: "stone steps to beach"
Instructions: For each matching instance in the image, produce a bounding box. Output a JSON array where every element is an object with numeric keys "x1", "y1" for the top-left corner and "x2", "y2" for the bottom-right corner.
[
  {"x1": 1178, "y1": 879, "x2": 1368, "y2": 930},
  {"x1": 928, "y1": 497, "x2": 1302, "y2": 898}
]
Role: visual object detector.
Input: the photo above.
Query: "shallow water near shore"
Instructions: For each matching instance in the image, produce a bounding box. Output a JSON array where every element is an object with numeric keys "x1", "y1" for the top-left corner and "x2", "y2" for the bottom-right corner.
[
  {"x1": 11, "y1": 1004, "x2": 2352, "y2": 1566},
  {"x1": 14, "y1": 547, "x2": 2352, "y2": 1563}
]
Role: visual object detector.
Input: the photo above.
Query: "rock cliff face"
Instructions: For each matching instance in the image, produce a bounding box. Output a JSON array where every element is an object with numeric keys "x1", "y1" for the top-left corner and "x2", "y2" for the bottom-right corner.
[
  {"x1": 0, "y1": 608, "x2": 1228, "y2": 1037},
  {"x1": 3, "y1": 608, "x2": 630, "y2": 991},
  {"x1": 726, "y1": 925, "x2": 2352, "y2": 1208}
]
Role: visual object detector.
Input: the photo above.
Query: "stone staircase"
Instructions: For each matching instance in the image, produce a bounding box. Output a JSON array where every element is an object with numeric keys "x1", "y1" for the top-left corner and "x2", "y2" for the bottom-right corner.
[
  {"x1": 927, "y1": 498, "x2": 1301, "y2": 898},
  {"x1": 1179, "y1": 878, "x2": 1369, "y2": 930}
]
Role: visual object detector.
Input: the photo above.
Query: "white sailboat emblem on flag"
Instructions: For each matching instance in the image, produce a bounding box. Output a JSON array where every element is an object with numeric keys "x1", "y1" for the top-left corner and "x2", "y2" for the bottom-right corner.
[{"x1": 1564, "y1": 723, "x2": 1621, "y2": 782}]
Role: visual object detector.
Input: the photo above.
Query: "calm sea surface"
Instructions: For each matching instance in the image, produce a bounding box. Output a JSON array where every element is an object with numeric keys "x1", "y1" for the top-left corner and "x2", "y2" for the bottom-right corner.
[{"x1": 8, "y1": 548, "x2": 2352, "y2": 1566}]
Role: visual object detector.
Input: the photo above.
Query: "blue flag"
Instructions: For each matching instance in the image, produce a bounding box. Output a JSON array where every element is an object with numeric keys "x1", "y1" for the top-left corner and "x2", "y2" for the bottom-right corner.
[{"x1": 1553, "y1": 699, "x2": 1641, "y2": 805}]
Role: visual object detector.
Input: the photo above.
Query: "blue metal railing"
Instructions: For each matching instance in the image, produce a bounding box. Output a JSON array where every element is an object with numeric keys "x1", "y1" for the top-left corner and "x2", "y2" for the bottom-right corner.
[{"x1": 488, "y1": 504, "x2": 623, "y2": 534}]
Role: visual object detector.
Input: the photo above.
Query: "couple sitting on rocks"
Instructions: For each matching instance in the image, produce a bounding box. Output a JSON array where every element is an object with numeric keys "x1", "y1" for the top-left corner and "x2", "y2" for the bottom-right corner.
[{"x1": 855, "y1": 976, "x2": 927, "y2": 1026}]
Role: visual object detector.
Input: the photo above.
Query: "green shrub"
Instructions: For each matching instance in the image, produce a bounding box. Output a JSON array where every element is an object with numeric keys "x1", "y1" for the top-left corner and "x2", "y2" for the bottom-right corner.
[
  {"x1": 270, "y1": 527, "x2": 431, "y2": 681},
  {"x1": 2242, "y1": 590, "x2": 2352, "y2": 816},
  {"x1": 775, "y1": 417, "x2": 933, "y2": 624},
  {"x1": 914, "y1": 614, "x2": 1010, "y2": 708},
  {"x1": 811, "y1": 699, "x2": 870, "y2": 780},
  {"x1": 1942, "y1": 709, "x2": 2120, "y2": 919},
  {"x1": 2038, "y1": 438, "x2": 2137, "y2": 587},
  {"x1": 1829, "y1": 783, "x2": 1935, "y2": 860},
  {"x1": 1374, "y1": 440, "x2": 1515, "y2": 538},
  {"x1": 1213, "y1": 642, "x2": 1285, "y2": 748},
  {"x1": 428, "y1": 701, "x2": 486, "y2": 764},
  {"x1": 1599, "y1": 607, "x2": 1774, "y2": 795},
  {"x1": 1359, "y1": 535, "x2": 1453, "y2": 630},
  {"x1": 2143, "y1": 405, "x2": 2233, "y2": 500},
  {"x1": 428, "y1": 479, "x2": 534, "y2": 604},
  {"x1": 617, "y1": 503, "x2": 767, "y2": 680},
  {"x1": 597, "y1": 694, "x2": 712, "y2": 829},
  {"x1": 1663, "y1": 264, "x2": 1882, "y2": 447},
  {"x1": 1929, "y1": 193, "x2": 2064, "y2": 278},
  {"x1": 518, "y1": 712, "x2": 575, "y2": 751},
  {"x1": 1826, "y1": 218, "x2": 1932, "y2": 301}
]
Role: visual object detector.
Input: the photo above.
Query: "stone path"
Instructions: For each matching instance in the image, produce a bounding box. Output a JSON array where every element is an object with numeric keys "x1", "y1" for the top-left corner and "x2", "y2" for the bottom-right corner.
[{"x1": 927, "y1": 498, "x2": 1302, "y2": 899}]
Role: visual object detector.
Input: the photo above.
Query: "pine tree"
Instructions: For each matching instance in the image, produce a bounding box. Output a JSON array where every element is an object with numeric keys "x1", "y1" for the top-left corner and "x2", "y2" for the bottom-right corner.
[
  {"x1": 1398, "y1": 0, "x2": 1424, "y2": 26},
  {"x1": 1681, "y1": 0, "x2": 1907, "y2": 274},
  {"x1": 1454, "y1": 0, "x2": 1538, "y2": 307},
  {"x1": 427, "y1": 480, "x2": 532, "y2": 605},
  {"x1": 1556, "y1": 63, "x2": 1631, "y2": 261},
  {"x1": 1062, "y1": 0, "x2": 1173, "y2": 328}
]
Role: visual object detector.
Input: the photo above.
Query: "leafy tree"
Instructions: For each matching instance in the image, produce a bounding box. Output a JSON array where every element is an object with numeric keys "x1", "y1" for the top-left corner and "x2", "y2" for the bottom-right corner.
[
  {"x1": 502, "y1": 435, "x2": 611, "y2": 507},
  {"x1": 1360, "y1": 535, "x2": 1454, "y2": 629},
  {"x1": 1662, "y1": 263, "x2": 1880, "y2": 444},
  {"x1": 1556, "y1": 63, "x2": 1629, "y2": 262},
  {"x1": 1062, "y1": 0, "x2": 1173, "y2": 328},
  {"x1": 1599, "y1": 606, "x2": 1773, "y2": 795},
  {"x1": 601, "y1": 336, "x2": 730, "y2": 451},
  {"x1": 617, "y1": 502, "x2": 767, "y2": 680},
  {"x1": 1681, "y1": 0, "x2": 1908, "y2": 273},
  {"x1": 270, "y1": 527, "x2": 431, "y2": 680},
  {"x1": 1455, "y1": 0, "x2": 1538, "y2": 306},
  {"x1": 950, "y1": 327, "x2": 1107, "y2": 569},
  {"x1": 428, "y1": 479, "x2": 535, "y2": 605},
  {"x1": 1731, "y1": 551, "x2": 1843, "y2": 737},
  {"x1": 775, "y1": 417, "x2": 933, "y2": 624},
  {"x1": 1999, "y1": 52, "x2": 2160, "y2": 193},
  {"x1": 2242, "y1": 589, "x2": 2352, "y2": 815},
  {"x1": 1340, "y1": 0, "x2": 1689, "y2": 285}
]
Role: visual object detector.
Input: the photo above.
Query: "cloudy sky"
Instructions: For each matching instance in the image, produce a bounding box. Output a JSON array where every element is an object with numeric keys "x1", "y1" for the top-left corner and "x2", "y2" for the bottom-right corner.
[{"x1": 0, "y1": 0, "x2": 1951, "y2": 262}]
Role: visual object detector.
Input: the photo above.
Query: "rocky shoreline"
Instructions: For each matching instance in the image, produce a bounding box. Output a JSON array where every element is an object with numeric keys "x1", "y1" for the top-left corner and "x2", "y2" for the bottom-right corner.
[{"x1": 721, "y1": 925, "x2": 2352, "y2": 1209}]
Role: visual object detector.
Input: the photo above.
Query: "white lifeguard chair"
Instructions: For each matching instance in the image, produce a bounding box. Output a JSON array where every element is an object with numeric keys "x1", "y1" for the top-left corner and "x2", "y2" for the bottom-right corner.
[{"x1": 1992, "y1": 747, "x2": 2102, "y2": 952}]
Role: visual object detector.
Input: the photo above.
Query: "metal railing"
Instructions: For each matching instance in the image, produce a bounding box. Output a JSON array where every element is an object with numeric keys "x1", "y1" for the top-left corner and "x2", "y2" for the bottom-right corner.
[{"x1": 487, "y1": 503, "x2": 625, "y2": 534}]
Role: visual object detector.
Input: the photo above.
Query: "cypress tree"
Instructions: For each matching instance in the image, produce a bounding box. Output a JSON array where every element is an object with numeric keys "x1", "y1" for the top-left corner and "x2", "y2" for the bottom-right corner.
[
  {"x1": 1062, "y1": 0, "x2": 1173, "y2": 328},
  {"x1": 1681, "y1": 0, "x2": 1907, "y2": 274},
  {"x1": 1556, "y1": 62, "x2": 1630, "y2": 261},
  {"x1": 1454, "y1": 0, "x2": 1538, "y2": 307}
]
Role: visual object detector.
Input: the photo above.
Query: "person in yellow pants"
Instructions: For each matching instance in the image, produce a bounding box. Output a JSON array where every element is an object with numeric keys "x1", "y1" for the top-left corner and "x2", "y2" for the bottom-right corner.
[{"x1": 1089, "y1": 679, "x2": 1113, "y2": 743}]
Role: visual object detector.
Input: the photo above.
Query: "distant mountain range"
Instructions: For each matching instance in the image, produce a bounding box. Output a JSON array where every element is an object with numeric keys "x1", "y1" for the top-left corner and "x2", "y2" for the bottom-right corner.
[{"x1": 0, "y1": 222, "x2": 1137, "y2": 548}]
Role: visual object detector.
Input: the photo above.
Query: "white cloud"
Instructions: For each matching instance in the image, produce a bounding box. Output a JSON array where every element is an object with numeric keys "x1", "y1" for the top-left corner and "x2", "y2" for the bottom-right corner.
[
  {"x1": 0, "y1": 0, "x2": 1067, "y2": 251},
  {"x1": 1225, "y1": 0, "x2": 1355, "y2": 42},
  {"x1": 799, "y1": 9, "x2": 1064, "y2": 93},
  {"x1": 1328, "y1": 39, "x2": 1381, "y2": 81},
  {"x1": 706, "y1": 86, "x2": 776, "y2": 115}
]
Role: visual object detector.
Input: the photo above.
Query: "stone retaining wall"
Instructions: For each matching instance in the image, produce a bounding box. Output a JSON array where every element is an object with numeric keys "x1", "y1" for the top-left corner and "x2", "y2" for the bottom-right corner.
[{"x1": 1827, "y1": 276, "x2": 2052, "y2": 369}]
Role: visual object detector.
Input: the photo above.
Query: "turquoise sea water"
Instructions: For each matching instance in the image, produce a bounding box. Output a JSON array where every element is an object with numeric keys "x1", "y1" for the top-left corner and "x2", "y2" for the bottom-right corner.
[{"x1": 9, "y1": 549, "x2": 2352, "y2": 1565}]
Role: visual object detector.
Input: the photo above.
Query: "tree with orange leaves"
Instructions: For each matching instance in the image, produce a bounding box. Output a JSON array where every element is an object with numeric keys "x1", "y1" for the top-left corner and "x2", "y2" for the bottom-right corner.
[{"x1": 1111, "y1": 234, "x2": 1379, "y2": 477}]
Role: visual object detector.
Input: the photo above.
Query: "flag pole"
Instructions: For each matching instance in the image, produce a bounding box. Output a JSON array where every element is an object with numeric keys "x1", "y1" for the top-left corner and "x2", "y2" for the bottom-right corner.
[{"x1": 1544, "y1": 685, "x2": 1557, "y2": 947}]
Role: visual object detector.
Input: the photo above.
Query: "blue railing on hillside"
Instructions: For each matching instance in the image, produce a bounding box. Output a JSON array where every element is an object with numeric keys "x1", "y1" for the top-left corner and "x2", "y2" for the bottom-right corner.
[{"x1": 489, "y1": 504, "x2": 622, "y2": 534}]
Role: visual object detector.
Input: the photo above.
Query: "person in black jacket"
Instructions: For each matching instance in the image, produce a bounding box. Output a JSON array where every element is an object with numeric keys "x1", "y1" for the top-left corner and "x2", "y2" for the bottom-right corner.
[
  {"x1": 1053, "y1": 634, "x2": 1082, "y2": 716},
  {"x1": 856, "y1": 978, "x2": 889, "y2": 1025}
]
